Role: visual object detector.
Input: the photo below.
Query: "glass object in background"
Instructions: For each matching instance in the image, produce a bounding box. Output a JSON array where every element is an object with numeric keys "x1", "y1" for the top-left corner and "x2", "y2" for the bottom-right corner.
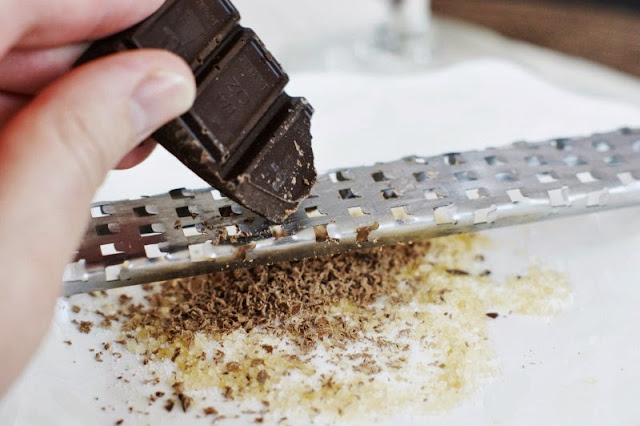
[
  {"x1": 325, "y1": 0, "x2": 446, "y2": 73},
  {"x1": 368, "y1": 0, "x2": 433, "y2": 65}
]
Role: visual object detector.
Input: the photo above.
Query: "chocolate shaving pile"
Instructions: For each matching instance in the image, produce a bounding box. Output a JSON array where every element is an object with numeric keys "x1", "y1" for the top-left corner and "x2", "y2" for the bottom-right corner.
[
  {"x1": 67, "y1": 234, "x2": 571, "y2": 423},
  {"x1": 122, "y1": 243, "x2": 431, "y2": 351}
]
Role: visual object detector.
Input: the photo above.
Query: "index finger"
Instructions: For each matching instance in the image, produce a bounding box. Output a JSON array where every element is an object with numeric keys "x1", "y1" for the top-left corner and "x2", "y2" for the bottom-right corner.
[{"x1": 0, "y1": 0, "x2": 165, "y2": 51}]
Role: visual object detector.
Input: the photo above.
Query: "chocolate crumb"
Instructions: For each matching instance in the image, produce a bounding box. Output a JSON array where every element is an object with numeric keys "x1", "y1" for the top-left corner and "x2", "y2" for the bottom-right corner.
[
  {"x1": 71, "y1": 305, "x2": 81, "y2": 313},
  {"x1": 446, "y1": 269, "x2": 469, "y2": 276},
  {"x1": 172, "y1": 382, "x2": 184, "y2": 394},
  {"x1": 223, "y1": 386, "x2": 233, "y2": 400},
  {"x1": 118, "y1": 294, "x2": 132, "y2": 305},
  {"x1": 95, "y1": 352, "x2": 103, "y2": 362},
  {"x1": 115, "y1": 420, "x2": 123, "y2": 425},
  {"x1": 171, "y1": 348, "x2": 181, "y2": 362},
  {"x1": 155, "y1": 391, "x2": 165, "y2": 398},
  {"x1": 78, "y1": 321, "x2": 93, "y2": 334},
  {"x1": 203, "y1": 406, "x2": 218, "y2": 416},
  {"x1": 225, "y1": 362, "x2": 240, "y2": 372},
  {"x1": 164, "y1": 399, "x2": 175, "y2": 412},
  {"x1": 63, "y1": 340, "x2": 72, "y2": 346},
  {"x1": 257, "y1": 370, "x2": 269, "y2": 385},
  {"x1": 486, "y1": 313, "x2": 499, "y2": 319},
  {"x1": 178, "y1": 393, "x2": 193, "y2": 412}
]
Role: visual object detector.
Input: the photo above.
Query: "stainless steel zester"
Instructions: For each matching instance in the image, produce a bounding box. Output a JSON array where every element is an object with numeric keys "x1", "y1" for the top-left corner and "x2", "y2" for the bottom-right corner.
[{"x1": 64, "y1": 128, "x2": 640, "y2": 296}]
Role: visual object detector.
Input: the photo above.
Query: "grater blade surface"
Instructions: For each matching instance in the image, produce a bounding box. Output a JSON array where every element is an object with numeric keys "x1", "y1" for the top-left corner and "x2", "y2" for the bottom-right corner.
[{"x1": 64, "y1": 128, "x2": 640, "y2": 296}]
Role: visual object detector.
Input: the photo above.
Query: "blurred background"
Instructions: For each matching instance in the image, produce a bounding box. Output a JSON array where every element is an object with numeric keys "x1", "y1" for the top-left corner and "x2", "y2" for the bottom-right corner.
[
  {"x1": 232, "y1": 0, "x2": 640, "y2": 106},
  {"x1": 432, "y1": 0, "x2": 640, "y2": 78}
]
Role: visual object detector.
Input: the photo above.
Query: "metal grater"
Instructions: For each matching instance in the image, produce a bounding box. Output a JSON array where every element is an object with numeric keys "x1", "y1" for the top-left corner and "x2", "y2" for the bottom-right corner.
[{"x1": 64, "y1": 128, "x2": 640, "y2": 296}]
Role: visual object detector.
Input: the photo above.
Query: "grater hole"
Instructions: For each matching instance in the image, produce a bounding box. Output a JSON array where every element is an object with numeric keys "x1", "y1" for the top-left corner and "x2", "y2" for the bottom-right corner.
[
  {"x1": 105, "y1": 265, "x2": 122, "y2": 282},
  {"x1": 339, "y1": 188, "x2": 360, "y2": 200},
  {"x1": 485, "y1": 155, "x2": 506, "y2": 166},
  {"x1": 225, "y1": 225, "x2": 240, "y2": 237},
  {"x1": 587, "y1": 189, "x2": 608, "y2": 207},
  {"x1": 424, "y1": 188, "x2": 445, "y2": 200},
  {"x1": 176, "y1": 205, "x2": 200, "y2": 218},
  {"x1": 314, "y1": 224, "x2": 330, "y2": 242},
  {"x1": 443, "y1": 153, "x2": 463, "y2": 166},
  {"x1": 182, "y1": 225, "x2": 203, "y2": 237},
  {"x1": 211, "y1": 189, "x2": 226, "y2": 200},
  {"x1": 593, "y1": 140, "x2": 612, "y2": 152},
  {"x1": 100, "y1": 243, "x2": 124, "y2": 256},
  {"x1": 576, "y1": 171, "x2": 598, "y2": 183},
  {"x1": 133, "y1": 205, "x2": 158, "y2": 217},
  {"x1": 219, "y1": 205, "x2": 242, "y2": 217},
  {"x1": 604, "y1": 155, "x2": 624, "y2": 166},
  {"x1": 329, "y1": 171, "x2": 352, "y2": 183},
  {"x1": 618, "y1": 172, "x2": 636, "y2": 185},
  {"x1": 536, "y1": 171, "x2": 559, "y2": 183},
  {"x1": 474, "y1": 205, "x2": 497, "y2": 225},
  {"x1": 90, "y1": 205, "x2": 115, "y2": 218},
  {"x1": 551, "y1": 138, "x2": 572, "y2": 151},
  {"x1": 169, "y1": 188, "x2": 195, "y2": 199},
  {"x1": 356, "y1": 222, "x2": 379, "y2": 243},
  {"x1": 139, "y1": 223, "x2": 165, "y2": 237},
  {"x1": 454, "y1": 171, "x2": 478, "y2": 182},
  {"x1": 413, "y1": 171, "x2": 430, "y2": 182},
  {"x1": 405, "y1": 155, "x2": 428, "y2": 164},
  {"x1": 305, "y1": 206, "x2": 327, "y2": 218},
  {"x1": 95, "y1": 223, "x2": 119, "y2": 236},
  {"x1": 434, "y1": 205, "x2": 456, "y2": 225},
  {"x1": 525, "y1": 155, "x2": 546, "y2": 167},
  {"x1": 348, "y1": 207, "x2": 368, "y2": 217},
  {"x1": 381, "y1": 188, "x2": 399, "y2": 199},
  {"x1": 465, "y1": 188, "x2": 490, "y2": 200},
  {"x1": 270, "y1": 225, "x2": 289, "y2": 239},
  {"x1": 548, "y1": 187, "x2": 570, "y2": 207},
  {"x1": 507, "y1": 189, "x2": 527, "y2": 203},
  {"x1": 495, "y1": 171, "x2": 518, "y2": 182},
  {"x1": 372, "y1": 171, "x2": 390, "y2": 182},
  {"x1": 563, "y1": 155, "x2": 587, "y2": 167},
  {"x1": 144, "y1": 244, "x2": 165, "y2": 259},
  {"x1": 632, "y1": 140, "x2": 640, "y2": 152},
  {"x1": 391, "y1": 206, "x2": 413, "y2": 221}
]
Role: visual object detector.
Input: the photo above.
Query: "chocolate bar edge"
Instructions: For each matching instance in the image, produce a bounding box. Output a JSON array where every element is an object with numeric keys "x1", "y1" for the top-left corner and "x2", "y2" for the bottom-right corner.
[{"x1": 75, "y1": 0, "x2": 316, "y2": 223}]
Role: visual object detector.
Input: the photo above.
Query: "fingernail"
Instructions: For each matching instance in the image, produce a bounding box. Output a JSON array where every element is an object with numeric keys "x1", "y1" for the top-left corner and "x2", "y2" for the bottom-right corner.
[{"x1": 129, "y1": 70, "x2": 195, "y2": 142}]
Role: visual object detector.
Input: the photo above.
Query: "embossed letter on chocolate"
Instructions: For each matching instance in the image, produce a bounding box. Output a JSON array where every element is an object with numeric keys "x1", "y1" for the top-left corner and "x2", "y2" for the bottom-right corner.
[{"x1": 78, "y1": 0, "x2": 316, "y2": 222}]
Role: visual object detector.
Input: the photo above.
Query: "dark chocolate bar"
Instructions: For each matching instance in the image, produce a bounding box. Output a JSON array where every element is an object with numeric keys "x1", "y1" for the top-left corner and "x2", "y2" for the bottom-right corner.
[{"x1": 77, "y1": 0, "x2": 316, "y2": 223}]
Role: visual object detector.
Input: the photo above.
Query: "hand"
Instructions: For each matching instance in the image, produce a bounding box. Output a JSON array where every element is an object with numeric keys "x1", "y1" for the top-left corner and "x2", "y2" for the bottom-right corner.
[{"x1": 0, "y1": 0, "x2": 196, "y2": 394}]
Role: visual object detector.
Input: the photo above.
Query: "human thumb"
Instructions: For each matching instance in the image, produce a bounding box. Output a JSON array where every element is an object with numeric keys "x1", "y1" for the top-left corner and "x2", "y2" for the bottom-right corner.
[{"x1": 0, "y1": 49, "x2": 195, "y2": 394}]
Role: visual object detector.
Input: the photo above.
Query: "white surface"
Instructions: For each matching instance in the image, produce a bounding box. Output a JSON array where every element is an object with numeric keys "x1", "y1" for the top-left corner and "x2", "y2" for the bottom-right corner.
[
  {"x1": 2, "y1": 59, "x2": 640, "y2": 426},
  {"x1": 231, "y1": 0, "x2": 640, "y2": 107}
]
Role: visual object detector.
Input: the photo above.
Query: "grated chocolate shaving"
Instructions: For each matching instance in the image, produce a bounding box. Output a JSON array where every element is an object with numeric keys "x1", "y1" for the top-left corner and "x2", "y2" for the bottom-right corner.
[
  {"x1": 121, "y1": 243, "x2": 431, "y2": 352},
  {"x1": 204, "y1": 407, "x2": 219, "y2": 416},
  {"x1": 78, "y1": 321, "x2": 93, "y2": 334}
]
